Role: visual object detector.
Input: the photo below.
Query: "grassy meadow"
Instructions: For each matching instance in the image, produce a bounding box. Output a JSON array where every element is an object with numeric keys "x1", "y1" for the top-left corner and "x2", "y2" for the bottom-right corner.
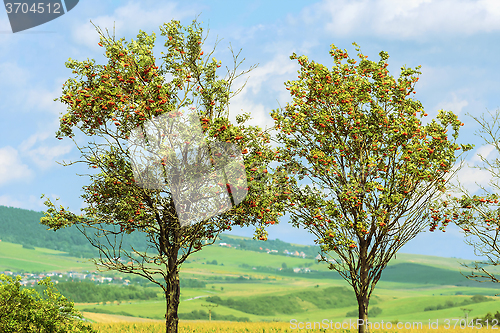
[
  {"x1": 2, "y1": 237, "x2": 500, "y2": 331},
  {"x1": 0, "y1": 241, "x2": 96, "y2": 272},
  {"x1": 84, "y1": 316, "x2": 494, "y2": 333}
]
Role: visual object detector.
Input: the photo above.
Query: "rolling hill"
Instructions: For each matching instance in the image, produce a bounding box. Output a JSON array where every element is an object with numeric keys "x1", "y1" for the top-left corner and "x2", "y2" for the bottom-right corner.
[
  {"x1": 0, "y1": 205, "x2": 152, "y2": 258},
  {"x1": 2, "y1": 204, "x2": 500, "y2": 323}
]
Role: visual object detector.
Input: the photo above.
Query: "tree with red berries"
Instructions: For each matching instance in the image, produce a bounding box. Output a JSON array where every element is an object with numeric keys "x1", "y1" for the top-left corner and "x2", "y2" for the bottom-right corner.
[
  {"x1": 429, "y1": 109, "x2": 500, "y2": 284},
  {"x1": 40, "y1": 19, "x2": 289, "y2": 333},
  {"x1": 272, "y1": 42, "x2": 473, "y2": 333}
]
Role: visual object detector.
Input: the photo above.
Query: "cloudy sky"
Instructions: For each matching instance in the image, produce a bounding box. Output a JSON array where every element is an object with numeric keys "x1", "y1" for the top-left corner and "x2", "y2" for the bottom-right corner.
[{"x1": 1, "y1": 0, "x2": 500, "y2": 260}]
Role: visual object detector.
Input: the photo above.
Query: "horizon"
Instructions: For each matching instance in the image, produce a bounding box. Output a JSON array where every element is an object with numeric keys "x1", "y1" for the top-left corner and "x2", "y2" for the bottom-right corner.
[{"x1": 0, "y1": 203, "x2": 488, "y2": 261}]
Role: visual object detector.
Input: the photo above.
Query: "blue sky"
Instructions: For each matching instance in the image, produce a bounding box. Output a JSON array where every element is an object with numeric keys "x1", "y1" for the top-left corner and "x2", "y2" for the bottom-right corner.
[{"x1": 1, "y1": 0, "x2": 500, "y2": 260}]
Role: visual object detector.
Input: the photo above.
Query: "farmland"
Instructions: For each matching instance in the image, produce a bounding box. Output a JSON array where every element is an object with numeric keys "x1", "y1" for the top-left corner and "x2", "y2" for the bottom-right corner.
[
  {"x1": 0, "y1": 241, "x2": 96, "y2": 272},
  {"x1": 82, "y1": 318, "x2": 495, "y2": 333},
  {"x1": 1, "y1": 235, "x2": 500, "y2": 327}
]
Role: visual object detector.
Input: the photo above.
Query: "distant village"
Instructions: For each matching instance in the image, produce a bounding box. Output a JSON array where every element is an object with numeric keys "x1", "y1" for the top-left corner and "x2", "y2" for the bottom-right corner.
[
  {"x1": 0, "y1": 270, "x2": 130, "y2": 287},
  {"x1": 218, "y1": 242, "x2": 309, "y2": 258},
  {"x1": 0, "y1": 239, "x2": 340, "y2": 285},
  {"x1": 218, "y1": 241, "x2": 344, "y2": 270}
]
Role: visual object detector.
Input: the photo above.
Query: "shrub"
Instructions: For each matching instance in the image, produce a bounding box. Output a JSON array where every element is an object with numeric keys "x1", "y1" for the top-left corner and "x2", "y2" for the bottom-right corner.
[
  {"x1": 346, "y1": 310, "x2": 357, "y2": 317},
  {"x1": 0, "y1": 274, "x2": 95, "y2": 333},
  {"x1": 369, "y1": 306, "x2": 383, "y2": 317},
  {"x1": 445, "y1": 300, "x2": 455, "y2": 308},
  {"x1": 471, "y1": 294, "x2": 487, "y2": 303},
  {"x1": 474, "y1": 311, "x2": 500, "y2": 324}
]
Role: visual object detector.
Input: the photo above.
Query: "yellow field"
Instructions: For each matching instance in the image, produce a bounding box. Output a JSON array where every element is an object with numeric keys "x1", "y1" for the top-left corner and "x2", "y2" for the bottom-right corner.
[{"x1": 85, "y1": 313, "x2": 491, "y2": 333}]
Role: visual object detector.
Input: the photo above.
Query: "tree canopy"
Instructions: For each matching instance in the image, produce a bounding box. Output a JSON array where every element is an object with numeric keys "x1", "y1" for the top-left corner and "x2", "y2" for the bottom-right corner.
[
  {"x1": 0, "y1": 274, "x2": 95, "y2": 333},
  {"x1": 40, "y1": 18, "x2": 291, "y2": 333},
  {"x1": 272, "y1": 42, "x2": 473, "y2": 333},
  {"x1": 430, "y1": 109, "x2": 500, "y2": 285}
]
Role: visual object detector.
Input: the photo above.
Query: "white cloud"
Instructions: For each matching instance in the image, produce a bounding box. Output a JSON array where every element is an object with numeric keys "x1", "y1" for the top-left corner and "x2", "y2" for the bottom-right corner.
[
  {"x1": 416, "y1": 65, "x2": 461, "y2": 94},
  {"x1": 449, "y1": 159, "x2": 495, "y2": 195},
  {"x1": 224, "y1": 24, "x2": 267, "y2": 45},
  {"x1": 301, "y1": 0, "x2": 500, "y2": 39},
  {"x1": 24, "y1": 83, "x2": 68, "y2": 116},
  {"x1": 72, "y1": 15, "x2": 117, "y2": 51},
  {"x1": 228, "y1": 53, "x2": 297, "y2": 130},
  {"x1": 0, "y1": 194, "x2": 45, "y2": 211},
  {"x1": 434, "y1": 92, "x2": 469, "y2": 116},
  {"x1": 242, "y1": 53, "x2": 297, "y2": 95},
  {"x1": 19, "y1": 132, "x2": 52, "y2": 151},
  {"x1": 0, "y1": 195, "x2": 24, "y2": 208},
  {"x1": 229, "y1": 99, "x2": 271, "y2": 130},
  {"x1": 71, "y1": 1, "x2": 199, "y2": 50},
  {"x1": 470, "y1": 144, "x2": 496, "y2": 163},
  {"x1": 24, "y1": 145, "x2": 73, "y2": 170},
  {"x1": 0, "y1": 146, "x2": 34, "y2": 186},
  {"x1": 19, "y1": 131, "x2": 73, "y2": 170}
]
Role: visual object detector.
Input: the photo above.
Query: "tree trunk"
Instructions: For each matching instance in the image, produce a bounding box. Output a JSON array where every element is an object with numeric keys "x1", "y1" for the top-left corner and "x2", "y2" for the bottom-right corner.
[
  {"x1": 165, "y1": 268, "x2": 181, "y2": 333},
  {"x1": 357, "y1": 294, "x2": 370, "y2": 333},
  {"x1": 356, "y1": 235, "x2": 372, "y2": 333}
]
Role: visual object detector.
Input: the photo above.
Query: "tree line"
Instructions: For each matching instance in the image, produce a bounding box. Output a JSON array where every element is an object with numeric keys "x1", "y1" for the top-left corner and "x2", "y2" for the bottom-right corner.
[{"x1": 31, "y1": 281, "x2": 158, "y2": 303}]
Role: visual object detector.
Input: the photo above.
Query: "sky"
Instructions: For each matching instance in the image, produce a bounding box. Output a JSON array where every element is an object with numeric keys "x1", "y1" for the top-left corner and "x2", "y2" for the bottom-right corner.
[{"x1": 1, "y1": 0, "x2": 500, "y2": 261}]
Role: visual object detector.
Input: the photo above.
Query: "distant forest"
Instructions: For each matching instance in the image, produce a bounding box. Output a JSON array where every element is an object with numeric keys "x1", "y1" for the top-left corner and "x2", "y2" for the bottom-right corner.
[
  {"x1": 0, "y1": 205, "x2": 322, "y2": 259},
  {"x1": 32, "y1": 281, "x2": 158, "y2": 303},
  {"x1": 0, "y1": 205, "x2": 148, "y2": 258}
]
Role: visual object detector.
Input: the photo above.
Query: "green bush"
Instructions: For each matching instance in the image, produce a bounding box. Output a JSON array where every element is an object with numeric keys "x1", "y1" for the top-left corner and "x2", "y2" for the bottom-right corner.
[
  {"x1": 346, "y1": 310, "x2": 357, "y2": 317},
  {"x1": 0, "y1": 274, "x2": 95, "y2": 333},
  {"x1": 346, "y1": 307, "x2": 382, "y2": 317},
  {"x1": 471, "y1": 294, "x2": 488, "y2": 303},
  {"x1": 80, "y1": 307, "x2": 134, "y2": 317},
  {"x1": 180, "y1": 278, "x2": 206, "y2": 289},
  {"x1": 425, "y1": 294, "x2": 491, "y2": 312},
  {"x1": 178, "y1": 309, "x2": 249, "y2": 322},
  {"x1": 206, "y1": 286, "x2": 356, "y2": 316},
  {"x1": 474, "y1": 311, "x2": 500, "y2": 324},
  {"x1": 369, "y1": 306, "x2": 383, "y2": 317}
]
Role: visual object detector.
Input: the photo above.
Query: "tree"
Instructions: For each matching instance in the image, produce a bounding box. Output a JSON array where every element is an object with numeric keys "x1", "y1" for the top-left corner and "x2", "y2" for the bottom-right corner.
[
  {"x1": 271, "y1": 42, "x2": 473, "y2": 333},
  {"x1": 429, "y1": 109, "x2": 500, "y2": 285},
  {"x1": 40, "y1": 18, "x2": 289, "y2": 333},
  {"x1": 0, "y1": 274, "x2": 95, "y2": 333}
]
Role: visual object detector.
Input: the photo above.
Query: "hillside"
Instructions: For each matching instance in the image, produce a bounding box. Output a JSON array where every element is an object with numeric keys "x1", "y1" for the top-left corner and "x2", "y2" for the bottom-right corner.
[
  {"x1": 0, "y1": 205, "x2": 323, "y2": 261},
  {"x1": 3, "y1": 204, "x2": 500, "y2": 324},
  {"x1": 2, "y1": 204, "x2": 499, "y2": 277},
  {"x1": 0, "y1": 205, "x2": 150, "y2": 257},
  {"x1": 2, "y1": 238, "x2": 500, "y2": 323}
]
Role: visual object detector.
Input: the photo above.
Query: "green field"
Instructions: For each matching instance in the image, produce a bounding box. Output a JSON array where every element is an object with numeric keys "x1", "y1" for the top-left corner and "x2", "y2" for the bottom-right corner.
[
  {"x1": 1, "y1": 239, "x2": 500, "y2": 323},
  {"x1": 0, "y1": 241, "x2": 96, "y2": 272}
]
